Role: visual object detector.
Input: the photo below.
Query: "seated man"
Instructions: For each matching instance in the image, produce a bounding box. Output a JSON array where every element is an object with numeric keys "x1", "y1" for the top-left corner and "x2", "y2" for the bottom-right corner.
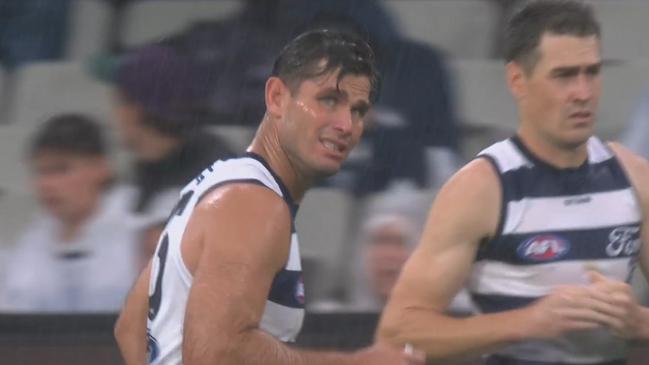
[{"x1": 0, "y1": 114, "x2": 140, "y2": 312}]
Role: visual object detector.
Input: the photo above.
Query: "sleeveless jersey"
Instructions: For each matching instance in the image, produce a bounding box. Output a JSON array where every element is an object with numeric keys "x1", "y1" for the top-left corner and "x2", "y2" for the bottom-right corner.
[
  {"x1": 469, "y1": 136, "x2": 641, "y2": 365},
  {"x1": 146, "y1": 152, "x2": 305, "y2": 365}
]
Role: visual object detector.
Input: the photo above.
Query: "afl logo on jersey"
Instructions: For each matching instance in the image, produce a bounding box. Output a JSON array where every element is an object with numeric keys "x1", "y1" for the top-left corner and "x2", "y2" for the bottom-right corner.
[
  {"x1": 295, "y1": 276, "x2": 305, "y2": 305},
  {"x1": 517, "y1": 234, "x2": 571, "y2": 262}
]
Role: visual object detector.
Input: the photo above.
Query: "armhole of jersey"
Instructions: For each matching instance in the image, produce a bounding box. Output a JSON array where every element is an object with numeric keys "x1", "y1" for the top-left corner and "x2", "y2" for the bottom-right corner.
[
  {"x1": 604, "y1": 141, "x2": 644, "y2": 208},
  {"x1": 174, "y1": 178, "x2": 288, "y2": 282},
  {"x1": 474, "y1": 154, "x2": 507, "y2": 247},
  {"x1": 194, "y1": 178, "x2": 272, "y2": 206}
]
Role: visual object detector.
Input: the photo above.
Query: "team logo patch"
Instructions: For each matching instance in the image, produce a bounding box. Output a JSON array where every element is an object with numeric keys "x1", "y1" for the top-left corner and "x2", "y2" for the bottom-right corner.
[
  {"x1": 517, "y1": 234, "x2": 571, "y2": 261},
  {"x1": 295, "y1": 276, "x2": 305, "y2": 305}
]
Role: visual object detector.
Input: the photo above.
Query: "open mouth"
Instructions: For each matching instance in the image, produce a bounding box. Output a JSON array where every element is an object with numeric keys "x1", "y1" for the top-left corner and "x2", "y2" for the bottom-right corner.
[{"x1": 322, "y1": 140, "x2": 346, "y2": 154}]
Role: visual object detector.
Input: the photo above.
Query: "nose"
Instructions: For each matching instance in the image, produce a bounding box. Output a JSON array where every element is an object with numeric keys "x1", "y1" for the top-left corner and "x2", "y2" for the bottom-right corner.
[
  {"x1": 573, "y1": 74, "x2": 594, "y2": 103},
  {"x1": 332, "y1": 109, "x2": 353, "y2": 135},
  {"x1": 36, "y1": 174, "x2": 55, "y2": 195}
]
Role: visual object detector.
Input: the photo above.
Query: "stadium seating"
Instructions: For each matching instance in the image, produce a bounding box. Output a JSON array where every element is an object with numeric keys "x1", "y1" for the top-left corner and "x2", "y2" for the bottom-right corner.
[
  {"x1": 590, "y1": 0, "x2": 649, "y2": 62},
  {"x1": 205, "y1": 124, "x2": 255, "y2": 154},
  {"x1": 65, "y1": 0, "x2": 114, "y2": 60},
  {"x1": 295, "y1": 187, "x2": 357, "y2": 302},
  {"x1": 118, "y1": 0, "x2": 243, "y2": 48},
  {"x1": 0, "y1": 192, "x2": 39, "y2": 248},
  {"x1": 0, "y1": 67, "x2": 7, "y2": 124},
  {"x1": 382, "y1": 0, "x2": 498, "y2": 59}
]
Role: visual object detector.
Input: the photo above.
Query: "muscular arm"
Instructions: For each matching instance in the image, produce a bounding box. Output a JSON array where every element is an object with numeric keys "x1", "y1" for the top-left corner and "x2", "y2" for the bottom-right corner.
[
  {"x1": 182, "y1": 185, "x2": 403, "y2": 365},
  {"x1": 609, "y1": 143, "x2": 649, "y2": 341},
  {"x1": 378, "y1": 159, "x2": 530, "y2": 359},
  {"x1": 378, "y1": 158, "x2": 614, "y2": 360},
  {"x1": 115, "y1": 261, "x2": 151, "y2": 365}
]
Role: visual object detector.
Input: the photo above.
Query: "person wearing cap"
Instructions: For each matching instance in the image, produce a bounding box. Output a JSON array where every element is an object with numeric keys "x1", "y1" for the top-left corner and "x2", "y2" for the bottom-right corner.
[{"x1": 111, "y1": 44, "x2": 234, "y2": 263}]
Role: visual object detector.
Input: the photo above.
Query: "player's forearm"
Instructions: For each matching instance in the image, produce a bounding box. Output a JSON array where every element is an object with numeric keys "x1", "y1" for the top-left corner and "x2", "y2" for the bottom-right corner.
[
  {"x1": 634, "y1": 306, "x2": 649, "y2": 341},
  {"x1": 186, "y1": 328, "x2": 365, "y2": 365},
  {"x1": 115, "y1": 264, "x2": 151, "y2": 365},
  {"x1": 114, "y1": 305, "x2": 148, "y2": 365},
  {"x1": 378, "y1": 306, "x2": 528, "y2": 360},
  {"x1": 115, "y1": 328, "x2": 148, "y2": 365}
]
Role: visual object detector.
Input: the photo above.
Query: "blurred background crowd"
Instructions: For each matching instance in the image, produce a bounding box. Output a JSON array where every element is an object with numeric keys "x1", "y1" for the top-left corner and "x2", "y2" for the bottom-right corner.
[{"x1": 0, "y1": 0, "x2": 648, "y2": 322}]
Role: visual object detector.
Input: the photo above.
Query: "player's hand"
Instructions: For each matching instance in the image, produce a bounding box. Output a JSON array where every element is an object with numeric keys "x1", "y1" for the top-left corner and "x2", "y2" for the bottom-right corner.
[
  {"x1": 355, "y1": 341, "x2": 425, "y2": 365},
  {"x1": 522, "y1": 283, "x2": 618, "y2": 339},
  {"x1": 587, "y1": 271, "x2": 645, "y2": 339}
]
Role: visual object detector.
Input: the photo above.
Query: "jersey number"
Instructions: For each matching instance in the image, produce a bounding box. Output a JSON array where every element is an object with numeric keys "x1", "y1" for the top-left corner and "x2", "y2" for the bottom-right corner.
[{"x1": 148, "y1": 190, "x2": 195, "y2": 321}]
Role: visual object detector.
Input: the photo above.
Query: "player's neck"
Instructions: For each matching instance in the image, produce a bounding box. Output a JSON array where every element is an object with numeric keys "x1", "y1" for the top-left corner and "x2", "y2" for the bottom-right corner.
[
  {"x1": 516, "y1": 128, "x2": 589, "y2": 169},
  {"x1": 248, "y1": 121, "x2": 310, "y2": 202}
]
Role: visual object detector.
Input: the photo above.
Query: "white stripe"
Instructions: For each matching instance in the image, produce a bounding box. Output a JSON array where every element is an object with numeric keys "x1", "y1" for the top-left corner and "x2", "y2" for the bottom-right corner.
[
  {"x1": 503, "y1": 189, "x2": 640, "y2": 234},
  {"x1": 479, "y1": 139, "x2": 532, "y2": 173},
  {"x1": 286, "y1": 234, "x2": 301, "y2": 271},
  {"x1": 260, "y1": 300, "x2": 304, "y2": 342},
  {"x1": 587, "y1": 136, "x2": 613, "y2": 164},
  {"x1": 469, "y1": 258, "x2": 632, "y2": 296}
]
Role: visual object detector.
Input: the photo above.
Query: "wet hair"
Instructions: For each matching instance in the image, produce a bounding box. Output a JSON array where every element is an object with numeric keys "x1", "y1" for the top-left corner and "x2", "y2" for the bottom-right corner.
[
  {"x1": 30, "y1": 114, "x2": 107, "y2": 157},
  {"x1": 503, "y1": 0, "x2": 600, "y2": 74},
  {"x1": 271, "y1": 28, "x2": 380, "y2": 103}
]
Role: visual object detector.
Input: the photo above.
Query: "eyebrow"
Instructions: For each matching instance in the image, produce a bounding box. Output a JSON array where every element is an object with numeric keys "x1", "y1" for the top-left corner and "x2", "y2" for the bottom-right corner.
[
  {"x1": 318, "y1": 87, "x2": 371, "y2": 105},
  {"x1": 317, "y1": 87, "x2": 348, "y2": 98},
  {"x1": 550, "y1": 62, "x2": 602, "y2": 77}
]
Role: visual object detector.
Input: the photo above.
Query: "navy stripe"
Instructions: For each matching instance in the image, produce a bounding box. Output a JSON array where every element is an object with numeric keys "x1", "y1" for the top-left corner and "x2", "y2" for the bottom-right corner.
[
  {"x1": 486, "y1": 354, "x2": 625, "y2": 365},
  {"x1": 245, "y1": 152, "x2": 299, "y2": 232},
  {"x1": 472, "y1": 293, "x2": 537, "y2": 313},
  {"x1": 499, "y1": 158, "x2": 631, "y2": 202},
  {"x1": 267, "y1": 269, "x2": 305, "y2": 309},
  {"x1": 477, "y1": 224, "x2": 641, "y2": 264}
]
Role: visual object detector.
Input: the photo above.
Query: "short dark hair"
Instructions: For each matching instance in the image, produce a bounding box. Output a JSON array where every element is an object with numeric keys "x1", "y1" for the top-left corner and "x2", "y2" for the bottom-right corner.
[
  {"x1": 271, "y1": 28, "x2": 380, "y2": 103},
  {"x1": 30, "y1": 114, "x2": 107, "y2": 157},
  {"x1": 503, "y1": 0, "x2": 600, "y2": 73}
]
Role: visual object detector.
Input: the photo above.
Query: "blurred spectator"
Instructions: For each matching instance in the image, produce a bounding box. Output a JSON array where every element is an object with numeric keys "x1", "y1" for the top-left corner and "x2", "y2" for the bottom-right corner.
[
  {"x1": 352, "y1": 189, "x2": 475, "y2": 315},
  {"x1": 0, "y1": 0, "x2": 70, "y2": 69},
  {"x1": 108, "y1": 44, "x2": 234, "y2": 261},
  {"x1": 349, "y1": 212, "x2": 420, "y2": 312},
  {"x1": 621, "y1": 86, "x2": 649, "y2": 159},
  {"x1": 312, "y1": 188, "x2": 475, "y2": 317},
  {"x1": 0, "y1": 114, "x2": 140, "y2": 313}
]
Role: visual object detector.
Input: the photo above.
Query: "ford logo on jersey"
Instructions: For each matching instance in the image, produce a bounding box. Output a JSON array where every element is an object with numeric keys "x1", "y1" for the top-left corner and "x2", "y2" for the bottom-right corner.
[{"x1": 517, "y1": 234, "x2": 571, "y2": 261}]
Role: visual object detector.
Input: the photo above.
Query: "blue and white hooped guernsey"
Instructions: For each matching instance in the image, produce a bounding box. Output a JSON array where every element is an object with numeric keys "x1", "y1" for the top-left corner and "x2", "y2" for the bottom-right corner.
[
  {"x1": 146, "y1": 152, "x2": 304, "y2": 365},
  {"x1": 471, "y1": 136, "x2": 641, "y2": 365}
]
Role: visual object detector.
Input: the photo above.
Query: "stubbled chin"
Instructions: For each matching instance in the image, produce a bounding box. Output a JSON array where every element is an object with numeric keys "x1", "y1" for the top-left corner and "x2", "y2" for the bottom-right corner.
[{"x1": 560, "y1": 131, "x2": 592, "y2": 149}]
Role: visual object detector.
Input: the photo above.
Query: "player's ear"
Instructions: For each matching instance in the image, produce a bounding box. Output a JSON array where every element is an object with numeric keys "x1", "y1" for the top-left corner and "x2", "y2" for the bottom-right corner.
[
  {"x1": 265, "y1": 76, "x2": 289, "y2": 119},
  {"x1": 507, "y1": 61, "x2": 527, "y2": 100}
]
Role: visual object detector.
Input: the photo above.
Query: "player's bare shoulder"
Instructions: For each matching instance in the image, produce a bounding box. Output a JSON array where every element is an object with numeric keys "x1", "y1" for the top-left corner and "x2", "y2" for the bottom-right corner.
[
  {"x1": 427, "y1": 157, "x2": 502, "y2": 240},
  {"x1": 438, "y1": 157, "x2": 501, "y2": 208},
  {"x1": 183, "y1": 183, "x2": 293, "y2": 273},
  {"x1": 608, "y1": 142, "x2": 649, "y2": 204}
]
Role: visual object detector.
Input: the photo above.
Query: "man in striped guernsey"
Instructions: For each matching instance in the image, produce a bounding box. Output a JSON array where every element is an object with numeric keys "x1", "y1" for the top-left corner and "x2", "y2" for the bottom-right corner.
[
  {"x1": 379, "y1": 1, "x2": 649, "y2": 364},
  {"x1": 114, "y1": 29, "x2": 423, "y2": 365}
]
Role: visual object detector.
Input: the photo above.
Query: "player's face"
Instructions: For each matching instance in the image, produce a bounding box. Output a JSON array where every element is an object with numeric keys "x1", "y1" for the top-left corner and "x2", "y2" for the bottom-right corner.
[
  {"x1": 281, "y1": 70, "x2": 371, "y2": 177},
  {"x1": 32, "y1": 152, "x2": 109, "y2": 222},
  {"x1": 515, "y1": 34, "x2": 601, "y2": 148}
]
